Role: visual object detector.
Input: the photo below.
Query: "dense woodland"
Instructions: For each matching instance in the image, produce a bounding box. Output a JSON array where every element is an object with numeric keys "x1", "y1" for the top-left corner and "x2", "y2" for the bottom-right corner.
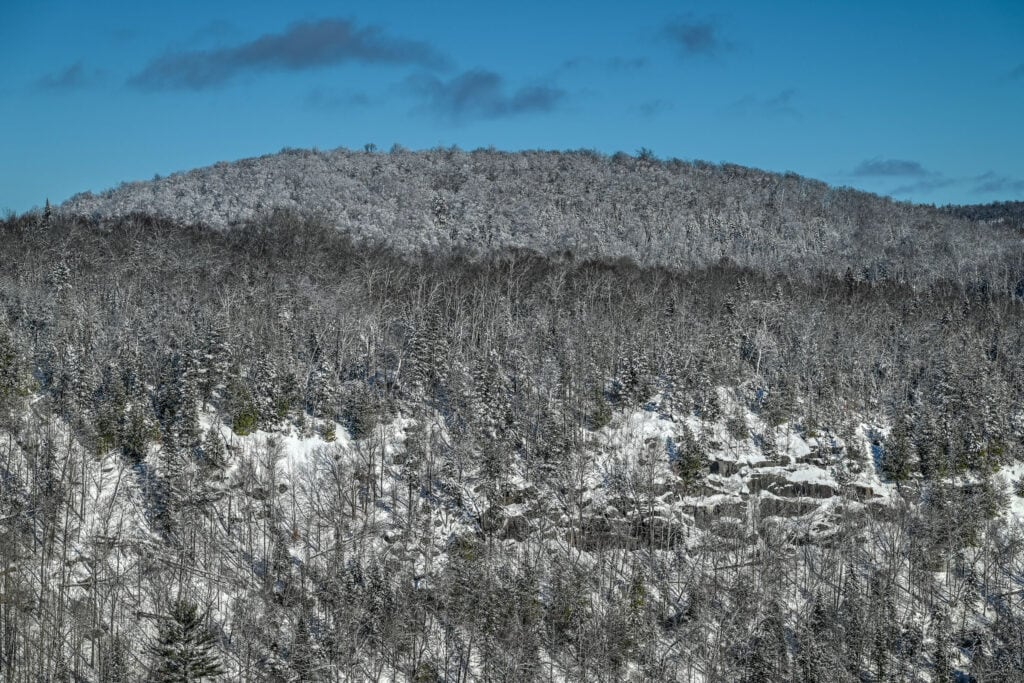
[
  {"x1": 940, "y1": 201, "x2": 1024, "y2": 232},
  {"x1": 63, "y1": 148, "x2": 1024, "y2": 291},
  {"x1": 2, "y1": 150, "x2": 1024, "y2": 681}
]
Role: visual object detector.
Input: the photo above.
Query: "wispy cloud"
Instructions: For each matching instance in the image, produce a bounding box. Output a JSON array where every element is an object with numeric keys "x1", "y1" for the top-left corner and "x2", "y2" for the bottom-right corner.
[
  {"x1": 36, "y1": 61, "x2": 102, "y2": 90},
  {"x1": 635, "y1": 99, "x2": 673, "y2": 117},
  {"x1": 608, "y1": 57, "x2": 649, "y2": 70},
  {"x1": 848, "y1": 161, "x2": 1023, "y2": 199},
  {"x1": 728, "y1": 89, "x2": 800, "y2": 119},
  {"x1": 848, "y1": 158, "x2": 960, "y2": 196},
  {"x1": 972, "y1": 172, "x2": 1024, "y2": 194},
  {"x1": 663, "y1": 17, "x2": 729, "y2": 57},
  {"x1": 560, "y1": 56, "x2": 648, "y2": 73},
  {"x1": 889, "y1": 177, "x2": 957, "y2": 195},
  {"x1": 305, "y1": 87, "x2": 372, "y2": 110},
  {"x1": 129, "y1": 18, "x2": 448, "y2": 90},
  {"x1": 853, "y1": 158, "x2": 932, "y2": 177},
  {"x1": 407, "y1": 69, "x2": 565, "y2": 121}
]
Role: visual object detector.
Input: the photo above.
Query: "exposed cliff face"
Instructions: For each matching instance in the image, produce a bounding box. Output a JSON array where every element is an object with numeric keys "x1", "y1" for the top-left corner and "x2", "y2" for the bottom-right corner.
[{"x1": 8, "y1": 385, "x2": 1019, "y2": 681}]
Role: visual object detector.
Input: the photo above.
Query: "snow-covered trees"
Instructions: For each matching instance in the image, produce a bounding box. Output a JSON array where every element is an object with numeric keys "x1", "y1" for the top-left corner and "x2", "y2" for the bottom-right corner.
[
  {"x1": 1, "y1": 200, "x2": 1023, "y2": 681},
  {"x1": 882, "y1": 414, "x2": 913, "y2": 484},
  {"x1": 670, "y1": 425, "x2": 708, "y2": 492},
  {"x1": 59, "y1": 147, "x2": 1024, "y2": 294},
  {"x1": 0, "y1": 320, "x2": 29, "y2": 423},
  {"x1": 148, "y1": 600, "x2": 225, "y2": 681}
]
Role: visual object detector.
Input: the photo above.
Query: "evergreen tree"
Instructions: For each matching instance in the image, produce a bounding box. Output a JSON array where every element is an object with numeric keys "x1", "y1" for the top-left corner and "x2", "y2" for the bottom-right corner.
[
  {"x1": 839, "y1": 565, "x2": 866, "y2": 676},
  {"x1": 869, "y1": 573, "x2": 895, "y2": 682},
  {"x1": 796, "y1": 594, "x2": 834, "y2": 683},
  {"x1": 120, "y1": 381, "x2": 160, "y2": 463},
  {"x1": 915, "y1": 413, "x2": 943, "y2": 480},
  {"x1": 760, "y1": 426, "x2": 780, "y2": 463},
  {"x1": 760, "y1": 379, "x2": 795, "y2": 428},
  {"x1": 0, "y1": 321, "x2": 28, "y2": 422},
  {"x1": 290, "y1": 611, "x2": 323, "y2": 681},
  {"x1": 931, "y1": 609, "x2": 953, "y2": 683},
  {"x1": 201, "y1": 316, "x2": 232, "y2": 405},
  {"x1": 201, "y1": 425, "x2": 228, "y2": 471},
  {"x1": 617, "y1": 342, "x2": 653, "y2": 407},
  {"x1": 671, "y1": 425, "x2": 708, "y2": 493},
  {"x1": 344, "y1": 385, "x2": 379, "y2": 439},
  {"x1": 474, "y1": 349, "x2": 512, "y2": 438},
  {"x1": 149, "y1": 600, "x2": 225, "y2": 681},
  {"x1": 694, "y1": 361, "x2": 722, "y2": 423},
  {"x1": 747, "y1": 602, "x2": 789, "y2": 681},
  {"x1": 99, "y1": 633, "x2": 131, "y2": 682},
  {"x1": 882, "y1": 414, "x2": 913, "y2": 486}
]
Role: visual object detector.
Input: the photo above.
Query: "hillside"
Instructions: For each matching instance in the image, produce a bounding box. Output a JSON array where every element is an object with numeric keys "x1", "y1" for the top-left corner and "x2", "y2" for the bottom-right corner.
[
  {"x1": 61, "y1": 147, "x2": 1024, "y2": 289},
  {"x1": 941, "y1": 200, "x2": 1024, "y2": 231},
  {"x1": 2, "y1": 154, "x2": 1024, "y2": 681}
]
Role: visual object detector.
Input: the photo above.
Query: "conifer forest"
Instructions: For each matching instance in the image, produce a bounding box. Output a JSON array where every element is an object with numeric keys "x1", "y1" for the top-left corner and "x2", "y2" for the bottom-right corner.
[{"x1": 2, "y1": 147, "x2": 1024, "y2": 681}]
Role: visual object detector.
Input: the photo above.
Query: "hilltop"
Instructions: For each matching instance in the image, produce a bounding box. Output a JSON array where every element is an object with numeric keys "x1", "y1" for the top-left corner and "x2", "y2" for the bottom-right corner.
[{"x1": 61, "y1": 147, "x2": 1023, "y2": 289}]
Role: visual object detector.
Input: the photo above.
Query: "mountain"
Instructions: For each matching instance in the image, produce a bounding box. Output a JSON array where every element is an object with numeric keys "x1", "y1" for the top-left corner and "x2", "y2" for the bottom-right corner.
[
  {"x1": 62, "y1": 147, "x2": 1023, "y2": 289},
  {"x1": 2, "y1": 149, "x2": 1023, "y2": 681}
]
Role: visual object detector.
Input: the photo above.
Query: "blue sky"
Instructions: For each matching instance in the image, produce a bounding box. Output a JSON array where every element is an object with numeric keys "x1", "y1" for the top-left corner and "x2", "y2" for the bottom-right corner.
[{"x1": 2, "y1": 0, "x2": 1023, "y2": 213}]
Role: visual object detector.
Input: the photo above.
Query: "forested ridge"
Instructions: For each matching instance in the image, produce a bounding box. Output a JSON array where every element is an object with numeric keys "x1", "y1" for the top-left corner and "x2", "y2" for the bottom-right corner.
[
  {"x1": 62, "y1": 147, "x2": 1024, "y2": 290},
  {"x1": 940, "y1": 201, "x2": 1024, "y2": 232},
  {"x1": 2, "y1": 150, "x2": 1024, "y2": 681}
]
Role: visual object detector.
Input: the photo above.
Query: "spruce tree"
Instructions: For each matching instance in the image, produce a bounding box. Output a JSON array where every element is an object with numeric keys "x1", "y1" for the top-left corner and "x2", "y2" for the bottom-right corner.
[
  {"x1": 0, "y1": 322, "x2": 27, "y2": 421},
  {"x1": 931, "y1": 609, "x2": 953, "y2": 683},
  {"x1": 99, "y1": 633, "x2": 131, "y2": 682},
  {"x1": 672, "y1": 425, "x2": 708, "y2": 493},
  {"x1": 149, "y1": 600, "x2": 225, "y2": 682},
  {"x1": 839, "y1": 565, "x2": 866, "y2": 676},
  {"x1": 882, "y1": 414, "x2": 913, "y2": 486}
]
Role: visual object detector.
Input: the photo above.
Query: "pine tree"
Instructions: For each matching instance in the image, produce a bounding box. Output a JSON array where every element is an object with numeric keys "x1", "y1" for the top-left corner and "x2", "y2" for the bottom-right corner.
[
  {"x1": 839, "y1": 565, "x2": 866, "y2": 676},
  {"x1": 290, "y1": 612, "x2": 323, "y2": 681},
  {"x1": 0, "y1": 321, "x2": 28, "y2": 422},
  {"x1": 868, "y1": 573, "x2": 895, "y2": 682},
  {"x1": 617, "y1": 343, "x2": 653, "y2": 407},
  {"x1": 201, "y1": 425, "x2": 228, "y2": 471},
  {"x1": 156, "y1": 352, "x2": 201, "y2": 455},
  {"x1": 916, "y1": 413, "x2": 942, "y2": 480},
  {"x1": 760, "y1": 380, "x2": 795, "y2": 428},
  {"x1": 931, "y1": 609, "x2": 953, "y2": 683},
  {"x1": 882, "y1": 414, "x2": 913, "y2": 486},
  {"x1": 149, "y1": 600, "x2": 225, "y2": 681},
  {"x1": 201, "y1": 316, "x2": 232, "y2": 405},
  {"x1": 760, "y1": 426, "x2": 780, "y2": 463},
  {"x1": 344, "y1": 385, "x2": 378, "y2": 439},
  {"x1": 672, "y1": 425, "x2": 708, "y2": 493},
  {"x1": 474, "y1": 349, "x2": 512, "y2": 439},
  {"x1": 99, "y1": 633, "x2": 131, "y2": 682},
  {"x1": 120, "y1": 380, "x2": 160, "y2": 463},
  {"x1": 747, "y1": 602, "x2": 788, "y2": 681},
  {"x1": 694, "y1": 360, "x2": 722, "y2": 423}
]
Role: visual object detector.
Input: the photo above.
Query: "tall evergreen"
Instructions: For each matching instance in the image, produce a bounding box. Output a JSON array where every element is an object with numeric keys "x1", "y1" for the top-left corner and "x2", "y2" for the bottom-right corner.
[
  {"x1": 149, "y1": 600, "x2": 225, "y2": 682},
  {"x1": 882, "y1": 414, "x2": 913, "y2": 485}
]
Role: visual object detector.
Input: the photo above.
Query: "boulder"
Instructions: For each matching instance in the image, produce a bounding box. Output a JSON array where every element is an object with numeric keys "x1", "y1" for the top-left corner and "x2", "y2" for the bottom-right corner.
[{"x1": 709, "y1": 459, "x2": 741, "y2": 477}]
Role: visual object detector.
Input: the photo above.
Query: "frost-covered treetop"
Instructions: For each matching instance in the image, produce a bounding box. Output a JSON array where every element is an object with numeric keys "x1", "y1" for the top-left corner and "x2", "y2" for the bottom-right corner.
[{"x1": 61, "y1": 146, "x2": 1022, "y2": 286}]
